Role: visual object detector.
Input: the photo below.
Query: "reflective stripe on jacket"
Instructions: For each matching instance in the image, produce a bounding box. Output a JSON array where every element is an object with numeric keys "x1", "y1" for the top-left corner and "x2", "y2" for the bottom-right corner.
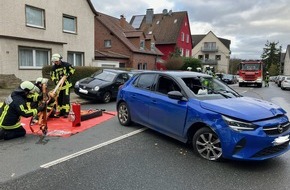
[{"x1": 0, "y1": 92, "x2": 38, "y2": 130}]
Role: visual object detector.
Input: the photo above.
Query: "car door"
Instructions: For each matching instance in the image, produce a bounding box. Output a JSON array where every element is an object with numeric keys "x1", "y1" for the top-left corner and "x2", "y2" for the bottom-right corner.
[
  {"x1": 112, "y1": 73, "x2": 129, "y2": 98},
  {"x1": 148, "y1": 75, "x2": 188, "y2": 138},
  {"x1": 127, "y1": 73, "x2": 156, "y2": 126}
]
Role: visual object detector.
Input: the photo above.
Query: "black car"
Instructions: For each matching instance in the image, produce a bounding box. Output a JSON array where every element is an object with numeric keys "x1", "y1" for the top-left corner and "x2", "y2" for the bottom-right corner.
[
  {"x1": 221, "y1": 74, "x2": 236, "y2": 84},
  {"x1": 74, "y1": 69, "x2": 130, "y2": 103}
]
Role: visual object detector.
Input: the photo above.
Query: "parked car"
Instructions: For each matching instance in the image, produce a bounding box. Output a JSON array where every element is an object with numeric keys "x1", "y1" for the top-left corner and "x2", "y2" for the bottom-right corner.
[
  {"x1": 277, "y1": 75, "x2": 289, "y2": 87},
  {"x1": 74, "y1": 69, "x2": 130, "y2": 103},
  {"x1": 116, "y1": 71, "x2": 290, "y2": 161},
  {"x1": 281, "y1": 77, "x2": 290, "y2": 90},
  {"x1": 221, "y1": 74, "x2": 236, "y2": 84}
]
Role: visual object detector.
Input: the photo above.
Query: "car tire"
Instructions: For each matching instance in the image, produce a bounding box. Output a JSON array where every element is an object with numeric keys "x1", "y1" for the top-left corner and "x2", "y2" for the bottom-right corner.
[
  {"x1": 192, "y1": 127, "x2": 223, "y2": 161},
  {"x1": 102, "y1": 91, "x2": 111, "y2": 103},
  {"x1": 117, "y1": 102, "x2": 132, "y2": 126}
]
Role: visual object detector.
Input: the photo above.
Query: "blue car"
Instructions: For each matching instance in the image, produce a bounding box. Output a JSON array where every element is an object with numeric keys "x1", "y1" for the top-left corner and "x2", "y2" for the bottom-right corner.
[{"x1": 116, "y1": 71, "x2": 290, "y2": 161}]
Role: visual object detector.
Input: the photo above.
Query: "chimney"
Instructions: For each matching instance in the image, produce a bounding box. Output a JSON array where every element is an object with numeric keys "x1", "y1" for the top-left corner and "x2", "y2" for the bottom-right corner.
[
  {"x1": 146, "y1": 8, "x2": 153, "y2": 24},
  {"x1": 120, "y1": 15, "x2": 126, "y2": 28},
  {"x1": 162, "y1": 9, "x2": 168, "y2": 15}
]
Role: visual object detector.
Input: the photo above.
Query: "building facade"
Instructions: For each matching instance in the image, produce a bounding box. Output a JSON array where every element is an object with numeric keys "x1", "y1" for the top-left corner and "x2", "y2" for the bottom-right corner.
[
  {"x1": 0, "y1": 0, "x2": 96, "y2": 81},
  {"x1": 130, "y1": 9, "x2": 193, "y2": 70},
  {"x1": 94, "y1": 13, "x2": 162, "y2": 70},
  {"x1": 283, "y1": 45, "x2": 290, "y2": 75},
  {"x1": 192, "y1": 31, "x2": 231, "y2": 73}
]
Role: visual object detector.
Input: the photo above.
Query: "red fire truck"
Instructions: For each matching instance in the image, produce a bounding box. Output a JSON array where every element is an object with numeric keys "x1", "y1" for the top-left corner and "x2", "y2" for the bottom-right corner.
[{"x1": 238, "y1": 60, "x2": 263, "y2": 87}]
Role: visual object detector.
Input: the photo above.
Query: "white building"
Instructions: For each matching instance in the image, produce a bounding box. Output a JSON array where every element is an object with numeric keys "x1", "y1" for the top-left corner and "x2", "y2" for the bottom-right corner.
[
  {"x1": 191, "y1": 31, "x2": 231, "y2": 73},
  {"x1": 0, "y1": 0, "x2": 96, "y2": 81},
  {"x1": 283, "y1": 45, "x2": 290, "y2": 75}
]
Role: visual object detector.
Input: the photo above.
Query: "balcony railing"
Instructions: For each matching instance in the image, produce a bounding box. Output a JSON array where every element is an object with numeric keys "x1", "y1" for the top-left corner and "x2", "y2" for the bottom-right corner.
[
  {"x1": 201, "y1": 46, "x2": 219, "y2": 52},
  {"x1": 201, "y1": 59, "x2": 218, "y2": 65}
]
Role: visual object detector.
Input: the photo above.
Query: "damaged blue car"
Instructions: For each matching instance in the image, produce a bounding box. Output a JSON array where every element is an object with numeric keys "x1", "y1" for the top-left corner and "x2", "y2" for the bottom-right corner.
[{"x1": 116, "y1": 71, "x2": 290, "y2": 161}]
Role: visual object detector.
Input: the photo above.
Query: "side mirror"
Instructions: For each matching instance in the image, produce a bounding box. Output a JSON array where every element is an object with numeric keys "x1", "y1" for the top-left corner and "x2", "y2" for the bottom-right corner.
[{"x1": 168, "y1": 91, "x2": 184, "y2": 100}]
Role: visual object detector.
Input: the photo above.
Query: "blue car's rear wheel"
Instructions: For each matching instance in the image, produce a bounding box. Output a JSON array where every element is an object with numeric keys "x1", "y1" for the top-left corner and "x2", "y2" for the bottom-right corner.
[
  {"x1": 117, "y1": 102, "x2": 131, "y2": 126},
  {"x1": 192, "y1": 127, "x2": 223, "y2": 161}
]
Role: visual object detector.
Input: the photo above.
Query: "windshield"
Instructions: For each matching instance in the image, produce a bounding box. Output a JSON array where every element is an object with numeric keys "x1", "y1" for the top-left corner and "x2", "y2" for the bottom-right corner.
[
  {"x1": 222, "y1": 74, "x2": 233, "y2": 79},
  {"x1": 92, "y1": 71, "x2": 117, "y2": 82},
  {"x1": 182, "y1": 76, "x2": 241, "y2": 98},
  {"x1": 241, "y1": 63, "x2": 261, "y2": 71}
]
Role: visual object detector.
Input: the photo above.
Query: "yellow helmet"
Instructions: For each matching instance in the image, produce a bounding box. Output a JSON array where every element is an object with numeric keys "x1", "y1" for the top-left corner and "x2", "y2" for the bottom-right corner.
[
  {"x1": 36, "y1": 77, "x2": 48, "y2": 84},
  {"x1": 51, "y1": 53, "x2": 62, "y2": 62},
  {"x1": 20, "y1": 81, "x2": 39, "y2": 93}
]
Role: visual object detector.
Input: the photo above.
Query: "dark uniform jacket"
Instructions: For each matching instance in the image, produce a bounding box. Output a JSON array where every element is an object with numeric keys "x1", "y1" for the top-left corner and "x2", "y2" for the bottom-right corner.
[
  {"x1": 0, "y1": 90, "x2": 38, "y2": 130},
  {"x1": 50, "y1": 61, "x2": 75, "y2": 89}
]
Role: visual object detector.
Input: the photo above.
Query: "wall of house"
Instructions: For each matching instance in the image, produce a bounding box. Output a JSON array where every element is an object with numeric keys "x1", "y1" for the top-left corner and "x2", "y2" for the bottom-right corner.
[
  {"x1": 192, "y1": 32, "x2": 230, "y2": 73},
  {"x1": 95, "y1": 20, "x2": 131, "y2": 57},
  {"x1": 0, "y1": 38, "x2": 62, "y2": 81},
  {"x1": 176, "y1": 15, "x2": 192, "y2": 57},
  {"x1": 156, "y1": 44, "x2": 175, "y2": 61},
  {"x1": 0, "y1": 0, "x2": 95, "y2": 81},
  {"x1": 284, "y1": 48, "x2": 290, "y2": 75},
  {"x1": 132, "y1": 54, "x2": 157, "y2": 70}
]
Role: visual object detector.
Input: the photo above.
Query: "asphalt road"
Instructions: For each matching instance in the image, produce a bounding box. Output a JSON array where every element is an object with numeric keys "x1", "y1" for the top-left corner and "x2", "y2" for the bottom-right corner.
[{"x1": 1, "y1": 82, "x2": 290, "y2": 189}]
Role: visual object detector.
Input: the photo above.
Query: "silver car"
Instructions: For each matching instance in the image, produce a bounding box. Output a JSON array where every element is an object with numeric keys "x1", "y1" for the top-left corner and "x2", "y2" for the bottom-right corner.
[{"x1": 281, "y1": 77, "x2": 290, "y2": 90}]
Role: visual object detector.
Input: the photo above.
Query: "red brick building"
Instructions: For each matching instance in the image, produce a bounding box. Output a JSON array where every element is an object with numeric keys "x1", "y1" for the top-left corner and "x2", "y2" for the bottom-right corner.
[{"x1": 94, "y1": 13, "x2": 163, "y2": 70}]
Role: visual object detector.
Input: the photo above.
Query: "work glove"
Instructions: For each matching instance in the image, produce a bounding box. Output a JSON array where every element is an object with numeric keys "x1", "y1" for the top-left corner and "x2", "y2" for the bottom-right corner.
[{"x1": 37, "y1": 102, "x2": 46, "y2": 112}]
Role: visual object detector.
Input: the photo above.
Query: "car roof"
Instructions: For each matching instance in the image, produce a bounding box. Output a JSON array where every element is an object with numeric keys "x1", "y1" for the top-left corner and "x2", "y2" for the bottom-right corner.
[
  {"x1": 135, "y1": 70, "x2": 211, "y2": 78},
  {"x1": 102, "y1": 69, "x2": 128, "y2": 74}
]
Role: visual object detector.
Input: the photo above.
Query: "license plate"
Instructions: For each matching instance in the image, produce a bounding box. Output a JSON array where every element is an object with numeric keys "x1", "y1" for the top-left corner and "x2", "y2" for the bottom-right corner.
[{"x1": 79, "y1": 88, "x2": 88, "y2": 94}]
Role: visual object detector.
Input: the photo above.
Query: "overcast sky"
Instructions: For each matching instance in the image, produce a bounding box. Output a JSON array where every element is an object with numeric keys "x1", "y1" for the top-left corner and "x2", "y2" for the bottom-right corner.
[{"x1": 91, "y1": 0, "x2": 290, "y2": 60}]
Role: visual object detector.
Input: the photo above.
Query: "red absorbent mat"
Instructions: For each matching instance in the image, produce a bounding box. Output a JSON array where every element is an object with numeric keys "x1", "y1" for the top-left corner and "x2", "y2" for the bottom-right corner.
[{"x1": 21, "y1": 111, "x2": 116, "y2": 137}]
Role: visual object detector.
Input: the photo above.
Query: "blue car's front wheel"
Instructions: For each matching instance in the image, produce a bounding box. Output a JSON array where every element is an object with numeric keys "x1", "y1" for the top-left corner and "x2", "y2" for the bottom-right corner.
[{"x1": 192, "y1": 127, "x2": 223, "y2": 161}]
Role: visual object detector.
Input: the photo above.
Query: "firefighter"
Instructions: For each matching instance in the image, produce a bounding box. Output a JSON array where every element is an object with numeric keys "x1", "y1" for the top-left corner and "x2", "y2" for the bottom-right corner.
[
  {"x1": 50, "y1": 53, "x2": 75, "y2": 118},
  {"x1": 265, "y1": 71, "x2": 270, "y2": 87},
  {"x1": 27, "y1": 77, "x2": 49, "y2": 108},
  {"x1": 0, "y1": 81, "x2": 46, "y2": 140}
]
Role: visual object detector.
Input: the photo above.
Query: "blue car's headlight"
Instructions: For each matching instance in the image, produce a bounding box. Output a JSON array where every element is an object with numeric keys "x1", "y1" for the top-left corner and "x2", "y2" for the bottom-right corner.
[{"x1": 222, "y1": 115, "x2": 256, "y2": 131}]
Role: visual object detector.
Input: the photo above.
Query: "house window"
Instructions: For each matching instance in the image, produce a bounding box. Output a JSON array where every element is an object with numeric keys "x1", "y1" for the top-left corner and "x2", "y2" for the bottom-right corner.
[
  {"x1": 140, "y1": 40, "x2": 145, "y2": 50},
  {"x1": 181, "y1": 32, "x2": 184, "y2": 42},
  {"x1": 205, "y1": 54, "x2": 209, "y2": 60},
  {"x1": 216, "y1": 55, "x2": 221, "y2": 60},
  {"x1": 63, "y1": 15, "x2": 77, "y2": 33},
  {"x1": 104, "y1": 40, "x2": 111, "y2": 48},
  {"x1": 186, "y1": 34, "x2": 189, "y2": 43},
  {"x1": 25, "y1": 5, "x2": 45, "y2": 28},
  {"x1": 180, "y1": 48, "x2": 184, "y2": 56},
  {"x1": 204, "y1": 42, "x2": 216, "y2": 50},
  {"x1": 19, "y1": 47, "x2": 49, "y2": 69},
  {"x1": 186, "y1": 49, "x2": 190, "y2": 57},
  {"x1": 198, "y1": 55, "x2": 203, "y2": 60},
  {"x1": 143, "y1": 63, "x2": 147, "y2": 70},
  {"x1": 138, "y1": 63, "x2": 142, "y2": 70},
  {"x1": 67, "y1": 52, "x2": 84, "y2": 66},
  {"x1": 151, "y1": 42, "x2": 155, "y2": 51},
  {"x1": 119, "y1": 63, "x2": 126, "y2": 68}
]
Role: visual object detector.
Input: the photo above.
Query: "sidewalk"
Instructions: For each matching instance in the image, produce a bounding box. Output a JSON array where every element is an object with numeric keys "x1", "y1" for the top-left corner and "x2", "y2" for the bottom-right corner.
[{"x1": 0, "y1": 89, "x2": 89, "y2": 104}]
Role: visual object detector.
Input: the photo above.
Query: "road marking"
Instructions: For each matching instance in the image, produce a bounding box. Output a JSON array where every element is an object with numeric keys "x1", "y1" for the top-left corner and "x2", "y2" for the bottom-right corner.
[{"x1": 40, "y1": 128, "x2": 147, "y2": 168}]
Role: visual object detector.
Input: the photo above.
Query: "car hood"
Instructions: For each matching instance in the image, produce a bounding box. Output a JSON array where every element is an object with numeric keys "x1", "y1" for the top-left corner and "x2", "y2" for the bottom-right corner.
[
  {"x1": 200, "y1": 97, "x2": 286, "y2": 121},
  {"x1": 78, "y1": 77, "x2": 110, "y2": 88}
]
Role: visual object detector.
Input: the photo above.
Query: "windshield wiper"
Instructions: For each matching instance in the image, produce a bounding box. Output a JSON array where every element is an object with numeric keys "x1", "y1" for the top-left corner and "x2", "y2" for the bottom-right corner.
[{"x1": 217, "y1": 89, "x2": 243, "y2": 97}]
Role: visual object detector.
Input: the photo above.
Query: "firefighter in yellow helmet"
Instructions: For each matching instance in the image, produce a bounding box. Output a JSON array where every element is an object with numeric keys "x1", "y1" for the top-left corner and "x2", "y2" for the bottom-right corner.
[
  {"x1": 0, "y1": 81, "x2": 46, "y2": 140},
  {"x1": 50, "y1": 53, "x2": 75, "y2": 118}
]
